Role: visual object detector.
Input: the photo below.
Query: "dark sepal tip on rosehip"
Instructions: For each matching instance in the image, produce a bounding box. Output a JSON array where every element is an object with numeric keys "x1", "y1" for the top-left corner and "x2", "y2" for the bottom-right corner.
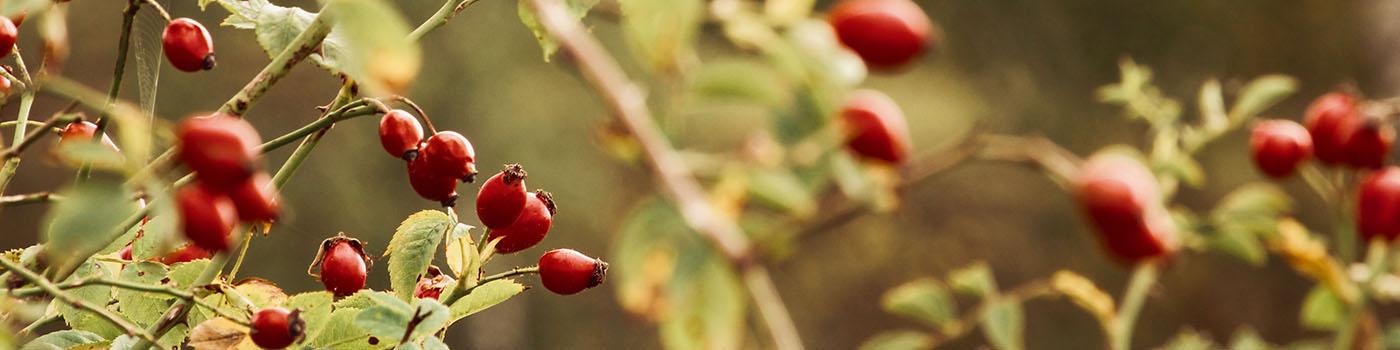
[
  {"x1": 842, "y1": 89, "x2": 912, "y2": 164},
  {"x1": 176, "y1": 183, "x2": 238, "y2": 253},
  {"x1": 250, "y1": 307, "x2": 305, "y2": 349},
  {"x1": 1358, "y1": 167, "x2": 1400, "y2": 243},
  {"x1": 310, "y1": 234, "x2": 371, "y2": 297},
  {"x1": 177, "y1": 114, "x2": 263, "y2": 191},
  {"x1": 1304, "y1": 91, "x2": 1359, "y2": 165},
  {"x1": 1249, "y1": 119, "x2": 1313, "y2": 178},
  {"x1": 538, "y1": 249, "x2": 608, "y2": 295},
  {"x1": 0, "y1": 16, "x2": 16, "y2": 59},
  {"x1": 477, "y1": 164, "x2": 529, "y2": 229},
  {"x1": 408, "y1": 153, "x2": 459, "y2": 206},
  {"x1": 488, "y1": 190, "x2": 556, "y2": 254},
  {"x1": 162, "y1": 18, "x2": 215, "y2": 72},
  {"x1": 379, "y1": 109, "x2": 425, "y2": 161},
  {"x1": 421, "y1": 131, "x2": 478, "y2": 183},
  {"x1": 1073, "y1": 152, "x2": 1179, "y2": 263},
  {"x1": 827, "y1": 0, "x2": 935, "y2": 70}
]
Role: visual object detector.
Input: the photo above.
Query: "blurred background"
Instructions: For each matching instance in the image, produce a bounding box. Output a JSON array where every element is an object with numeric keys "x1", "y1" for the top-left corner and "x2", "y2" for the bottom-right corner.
[{"x1": 2, "y1": 0, "x2": 1397, "y2": 348}]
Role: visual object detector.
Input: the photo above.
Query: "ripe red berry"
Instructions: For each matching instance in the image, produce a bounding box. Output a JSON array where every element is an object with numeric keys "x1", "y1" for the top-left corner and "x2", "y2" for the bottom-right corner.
[
  {"x1": 379, "y1": 110, "x2": 425, "y2": 160},
  {"x1": 1250, "y1": 120, "x2": 1313, "y2": 178},
  {"x1": 412, "y1": 266, "x2": 453, "y2": 300},
  {"x1": 250, "y1": 307, "x2": 305, "y2": 349},
  {"x1": 841, "y1": 89, "x2": 912, "y2": 163},
  {"x1": 1359, "y1": 167, "x2": 1400, "y2": 242},
  {"x1": 421, "y1": 131, "x2": 478, "y2": 182},
  {"x1": 1304, "y1": 92, "x2": 1360, "y2": 165},
  {"x1": 158, "y1": 244, "x2": 211, "y2": 265},
  {"x1": 0, "y1": 17, "x2": 16, "y2": 58},
  {"x1": 162, "y1": 18, "x2": 215, "y2": 72},
  {"x1": 58, "y1": 121, "x2": 120, "y2": 152},
  {"x1": 488, "y1": 190, "x2": 556, "y2": 254},
  {"x1": 538, "y1": 249, "x2": 607, "y2": 295},
  {"x1": 176, "y1": 183, "x2": 238, "y2": 252},
  {"x1": 227, "y1": 173, "x2": 281, "y2": 222},
  {"x1": 1073, "y1": 153, "x2": 1179, "y2": 262},
  {"x1": 315, "y1": 236, "x2": 370, "y2": 297},
  {"x1": 408, "y1": 154, "x2": 459, "y2": 205},
  {"x1": 177, "y1": 114, "x2": 262, "y2": 190},
  {"x1": 827, "y1": 0, "x2": 934, "y2": 70},
  {"x1": 476, "y1": 164, "x2": 529, "y2": 229},
  {"x1": 1341, "y1": 119, "x2": 1395, "y2": 169}
]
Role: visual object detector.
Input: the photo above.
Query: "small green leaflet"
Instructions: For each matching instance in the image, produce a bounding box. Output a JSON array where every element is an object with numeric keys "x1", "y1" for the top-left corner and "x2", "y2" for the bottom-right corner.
[
  {"x1": 385, "y1": 210, "x2": 454, "y2": 301},
  {"x1": 517, "y1": 0, "x2": 600, "y2": 61}
]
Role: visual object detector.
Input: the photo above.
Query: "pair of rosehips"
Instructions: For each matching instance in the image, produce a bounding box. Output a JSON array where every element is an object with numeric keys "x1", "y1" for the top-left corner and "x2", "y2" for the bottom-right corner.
[
  {"x1": 841, "y1": 89, "x2": 913, "y2": 164},
  {"x1": 477, "y1": 165, "x2": 558, "y2": 254},
  {"x1": 175, "y1": 115, "x2": 281, "y2": 252},
  {"x1": 1073, "y1": 152, "x2": 1179, "y2": 262},
  {"x1": 162, "y1": 18, "x2": 216, "y2": 72},
  {"x1": 309, "y1": 234, "x2": 371, "y2": 297},
  {"x1": 378, "y1": 109, "x2": 478, "y2": 205},
  {"x1": 827, "y1": 0, "x2": 936, "y2": 71},
  {"x1": 1253, "y1": 91, "x2": 1396, "y2": 178}
]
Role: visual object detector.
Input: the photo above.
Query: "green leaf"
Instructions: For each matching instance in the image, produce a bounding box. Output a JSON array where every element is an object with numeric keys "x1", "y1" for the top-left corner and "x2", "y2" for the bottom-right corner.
[
  {"x1": 1159, "y1": 328, "x2": 1216, "y2": 350},
  {"x1": 406, "y1": 299, "x2": 451, "y2": 341},
  {"x1": 187, "y1": 317, "x2": 249, "y2": 349},
  {"x1": 947, "y1": 262, "x2": 997, "y2": 298},
  {"x1": 1299, "y1": 285, "x2": 1345, "y2": 331},
  {"x1": 617, "y1": 0, "x2": 703, "y2": 72},
  {"x1": 611, "y1": 199, "x2": 690, "y2": 317},
  {"x1": 385, "y1": 210, "x2": 454, "y2": 301},
  {"x1": 43, "y1": 177, "x2": 139, "y2": 278},
  {"x1": 58, "y1": 261, "x2": 122, "y2": 339},
  {"x1": 447, "y1": 279, "x2": 527, "y2": 323},
  {"x1": 286, "y1": 291, "x2": 335, "y2": 342},
  {"x1": 747, "y1": 167, "x2": 818, "y2": 219},
  {"x1": 335, "y1": 290, "x2": 399, "y2": 310},
  {"x1": 1206, "y1": 225, "x2": 1266, "y2": 266},
  {"x1": 660, "y1": 255, "x2": 745, "y2": 350},
  {"x1": 1228, "y1": 327, "x2": 1271, "y2": 350},
  {"x1": 980, "y1": 299, "x2": 1024, "y2": 350},
  {"x1": 1154, "y1": 152, "x2": 1205, "y2": 188},
  {"x1": 517, "y1": 0, "x2": 599, "y2": 61},
  {"x1": 420, "y1": 337, "x2": 449, "y2": 350},
  {"x1": 353, "y1": 305, "x2": 411, "y2": 341},
  {"x1": 1212, "y1": 183, "x2": 1291, "y2": 233},
  {"x1": 324, "y1": 0, "x2": 420, "y2": 96},
  {"x1": 1228, "y1": 75, "x2": 1298, "y2": 123},
  {"x1": 880, "y1": 279, "x2": 956, "y2": 329},
  {"x1": 310, "y1": 308, "x2": 379, "y2": 349},
  {"x1": 130, "y1": 182, "x2": 179, "y2": 261},
  {"x1": 116, "y1": 262, "x2": 173, "y2": 326},
  {"x1": 20, "y1": 330, "x2": 106, "y2": 350},
  {"x1": 167, "y1": 259, "x2": 211, "y2": 289},
  {"x1": 54, "y1": 141, "x2": 126, "y2": 171},
  {"x1": 859, "y1": 330, "x2": 932, "y2": 350},
  {"x1": 444, "y1": 223, "x2": 474, "y2": 279}
]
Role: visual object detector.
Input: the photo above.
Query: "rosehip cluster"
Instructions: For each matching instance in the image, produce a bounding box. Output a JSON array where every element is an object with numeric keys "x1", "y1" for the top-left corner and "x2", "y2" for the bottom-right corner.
[
  {"x1": 377, "y1": 109, "x2": 478, "y2": 205},
  {"x1": 471, "y1": 164, "x2": 557, "y2": 253},
  {"x1": 1073, "y1": 152, "x2": 1179, "y2": 262},
  {"x1": 1303, "y1": 92, "x2": 1394, "y2": 169},
  {"x1": 175, "y1": 114, "x2": 281, "y2": 253},
  {"x1": 162, "y1": 18, "x2": 215, "y2": 72},
  {"x1": 250, "y1": 307, "x2": 305, "y2": 349},
  {"x1": 841, "y1": 89, "x2": 912, "y2": 164},
  {"x1": 308, "y1": 234, "x2": 371, "y2": 297},
  {"x1": 827, "y1": 0, "x2": 936, "y2": 71}
]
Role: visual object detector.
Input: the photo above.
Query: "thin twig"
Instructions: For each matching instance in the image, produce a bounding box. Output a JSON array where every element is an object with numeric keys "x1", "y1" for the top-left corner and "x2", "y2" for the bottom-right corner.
[
  {"x1": 1, "y1": 114, "x2": 81, "y2": 159},
  {"x1": 923, "y1": 280, "x2": 1055, "y2": 348},
  {"x1": 93, "y1": 0, "x2": 141, "y2": 134},
  {"x1": 0, "y1": 191, "x2": 60, "y2": 206},
  {"x1": 523, "y1": 0, "x2": 803, "y2": 348},
  {"x1": 140, "y1": 0, "x2": 172, "y2": 22},
  {"x1": 389, "y1": 95, "x2": 436, "y2": 134},
  {"x1": 1108, "y1": 262, "x2": 1159, "y2": 350},
  {"x1": 0, "y1": 258, "x2": 161, "y2": 344},
  {"x1": 218, "y1": 12, "x2": 332, "y2": 117}
]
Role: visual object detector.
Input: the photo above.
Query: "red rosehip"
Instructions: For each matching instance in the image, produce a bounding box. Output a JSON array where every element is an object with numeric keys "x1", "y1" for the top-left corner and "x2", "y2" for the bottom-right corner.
[
  {"x1": 58, "y1": 121, "x2": 121, "y2": 152},
  {"x1": 488, "y1": 190, "x2": 556, "y2": 254},
  {"x1": 1359, "y1": 167, "x2": 1400, "y2": 242},
  {"x1": 1250, "y1": 120, "x2": 1313, "y2": 178},
  {"x1": 412, "y1": 266, "x2": 453, "y2": 300},
  {"x1": 0, "y1": 17, "x2": 16, "y2": 58},
  {"x1": 1073, "y1": 153, "x2": 1179, "y2": 262},
  {"x1": 158, "y1": 244, "x2": 211, "y2": 265},
  {"x1": 379, "y1": 110, "x2": 425, "y2": 160},
  {"x1": 421, "y1": 131, "x2": 478, "y2": 182},
  {"x1": 476, "y1": 164, "x2": 529, "y2": 229},
  {"x1": 408, "y1": 154, "x2": 459, "y2": 205},
  {"x1": 227, "y1": 172, "x2": 280, "y2": 222},
  {"x1": 250, "y1": 307, "x2": 304, "y2": 349},
  {"x1": 827, "y1": 0, "x2": 935, "y2": 70},
  {"x1": 1341, "y1": 119, "x2": 1395, "y2": 169},
  {"x1": 841, "y1": 89, "x2": 912, "y2": 163},
  {"x1": 538, "y1": 249, "x2": 607, "y2": 295},
  {"x1": 176, "y1": 183, "x2": 238, "y2": 252},
  {"x1": 162, "y1": 18, "x2": 215, "y2": 72},
  {"x1": 315, "y1": 236, "x2": 370, "y2": 297},
  {"x1": 177, "y1": 114, "x2": 262, "y2": 190},
  {"x1": 1304, "y1": 92, "x2": 1360, "y2": 165}
]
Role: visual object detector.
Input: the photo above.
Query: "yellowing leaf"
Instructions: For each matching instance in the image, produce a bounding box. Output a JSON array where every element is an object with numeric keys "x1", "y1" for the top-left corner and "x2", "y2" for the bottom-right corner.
[{"x1": 1051, "y1": 271, "x2": 1114, "y2": 323}]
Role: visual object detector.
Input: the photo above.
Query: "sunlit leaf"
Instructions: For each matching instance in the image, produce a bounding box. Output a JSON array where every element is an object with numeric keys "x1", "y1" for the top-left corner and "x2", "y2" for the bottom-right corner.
[
  {"x1": 859, "y1": 330, "x2": 932, "y2": 350},
  {"x1": 444, "y1": 223, "x2": 474, "y2": 279},
  {"x1": 286, "y1": 291, "x2": 334, "y2": 342},
  {"x1": 58, "y1": 262, "x2": 122, "y2": 338},
  {"x1": 880, "y1": 279, "x2": 956, "y2": 329},
  {"x1": 447, "y1": 278, "x2": 527, "y2": 323},
  {"x1": 1050, "y1": 270, "x2": 1114, "y2": 322},
  {"x1": 981, "y1": 298, "x2": 1024, "y2": 350},
  {"x1": 1228, "y1": 75, "x2": 1297, "y2": 123},
  {"x1": 517, "y1": 0, "x2": 599, "y2": 61},
  {"x1": 19, "y1": 330, "x2": 106, "y2": 350},
  {"x1": 618, "y1": 0, "x2": 702, "y2": 72},
  {"x1": 947, "y1": 262, "x2": 997, "y2": 298},
  {"x1": 187, "y1": 317, "x2": 250, "y2": 350},
  {"x1": 324, "y1": 0, "x2": 420, "y2": 96},
  {"x1": 116, "y1": 262, "x2": 173, "y2": 326},
  {"x1": 1299, "y1": 285, "x2": 1344, "y2": 331},
  {"x1": 385, "y1": 210, "x2": 454, "y2": 301}
]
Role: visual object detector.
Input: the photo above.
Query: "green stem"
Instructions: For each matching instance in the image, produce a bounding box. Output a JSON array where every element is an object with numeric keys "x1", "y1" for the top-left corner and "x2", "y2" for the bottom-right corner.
[
  {"x1": 0, "y1": 257, "x2": 161, "y2": 344},
  {"x1": 406, "y1": 0, "x2": 478, "y2": 42},
  {"x1": 1109, "y1": 262, "x2": 1158, "y2": 350},
  {"x1": 217, "y1": 11, "x2": 331, "y2": 116},
  {"x1": 0, "y1": 191, "x2": 59, "y2": 206},
  {"x1": 0, "y1": 92, "x2": 36, "y2": 196},
  {"x1": 93, "y1": 0, "x2": 140, "y2": 134},
  {"x1": 0, "y1": 120, "x2": 50, "y2": 130}
]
